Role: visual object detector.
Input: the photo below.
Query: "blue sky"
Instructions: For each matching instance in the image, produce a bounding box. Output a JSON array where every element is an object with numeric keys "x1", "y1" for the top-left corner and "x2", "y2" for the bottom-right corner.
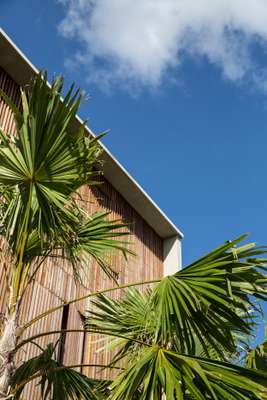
[{"x1": 2, "y1": 0, "x2": 267, "y2": 339}]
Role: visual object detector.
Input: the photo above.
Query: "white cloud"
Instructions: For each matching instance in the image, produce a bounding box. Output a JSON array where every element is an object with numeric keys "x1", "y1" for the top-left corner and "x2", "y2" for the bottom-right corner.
[{"x1": 58, "y1": 0, "x2": 267, "y2": 91}]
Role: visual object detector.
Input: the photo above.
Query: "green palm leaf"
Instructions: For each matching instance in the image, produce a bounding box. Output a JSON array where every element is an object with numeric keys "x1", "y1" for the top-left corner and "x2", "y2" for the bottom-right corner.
[
  {"x1": 0, "y1": 72, "x2": 133, "y2": 299},
  {"x1": 0, "y1": 72, "x2": 102, "y2": 254},
  {"x1": 11, "y1": 343, "x2": 100, "y2": 399},
  {"x1": 85, "y1": 235, "x2": 267, "y2": 399},
  {"x1": 87, "y1": 288, "x2": 155, "y2": 364},
  {"x1": 19, "y1": 211, "x2": 133, "y2": 284},
  {"x1": 62, "y1": 210, "x2": 134, "y2": 282},
  {"x1": 152, "y1": 234, "x2": 267, "y2": 357},
  {"x1": 87, "y1": 235, "x2": 267, "y2": 360},
  {"x1": 110, "y1": 346, "x2": 267, "y2": 400}
]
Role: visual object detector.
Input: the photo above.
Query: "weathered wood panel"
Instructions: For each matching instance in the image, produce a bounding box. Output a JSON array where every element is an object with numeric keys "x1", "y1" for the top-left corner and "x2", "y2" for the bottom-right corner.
[{"x1": 0, "y1": 66, "x2": 164, "y2": 395}]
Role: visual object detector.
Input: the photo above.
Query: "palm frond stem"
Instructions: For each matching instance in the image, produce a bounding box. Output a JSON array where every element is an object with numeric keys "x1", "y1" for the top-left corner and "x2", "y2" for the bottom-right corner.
[
  {"x1": 15, "y1": 329, "x2": 151, "y2": 353},
  {"x1": 22, "y1": 277, "x2": 162, "y2": 331},
  {"x1": 11, "y1": 363, "x2": 122, "y2": 397}
]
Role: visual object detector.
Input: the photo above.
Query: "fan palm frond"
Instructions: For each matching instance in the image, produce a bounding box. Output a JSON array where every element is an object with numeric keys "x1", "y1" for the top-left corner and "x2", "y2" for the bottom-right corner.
[
  {"x1": 21, "y1": 211, "x2": 133, "y2": 283},
  {"x1": 84, "y1": 235, "x2": 267, "y2": 399},
  {"x1": 0, "y1": 72, "x2": 133, "y2": 303},
  {"x1": 63, "y1": 211, "x2": 134, "y2": 282},
  {"x1": 87, "y1": 235, "x2": 267, "y2": 360},
  {"x1": 110, "y1": 346, "x2": 267, "y2": 400},
  {"x1": 87, "y1": 288, "x2": 155, "y2": 364},
  {"x1": 151, "y1": 234, "x2": 267, "y2": 357},
  {"x1": 11, "y1": 343, "x2": 101, "y2": 399},
  {"x1": 0, "y1": 72, "x2": 102, "y2": 254}
]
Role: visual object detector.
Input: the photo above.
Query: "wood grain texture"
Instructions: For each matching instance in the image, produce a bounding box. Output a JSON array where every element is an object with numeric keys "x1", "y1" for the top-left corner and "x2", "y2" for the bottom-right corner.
[{"x1": 0, "y1": 67, "x2": 163, "y2": 396}]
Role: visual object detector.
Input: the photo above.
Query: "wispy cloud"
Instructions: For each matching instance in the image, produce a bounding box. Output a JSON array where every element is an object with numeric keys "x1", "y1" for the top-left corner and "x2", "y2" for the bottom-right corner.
[{"x1": 58, "y1": 0, "x2": 267, "y2": 92}]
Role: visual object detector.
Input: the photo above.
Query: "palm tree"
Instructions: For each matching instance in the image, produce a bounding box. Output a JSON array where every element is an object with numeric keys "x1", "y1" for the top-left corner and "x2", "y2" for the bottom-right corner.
[
  {"x1": 0, "y1": 73, "x2": 132, "y2": 398},
  {"x1": 1, "y1": 73, "x2": 267, "y2": 399}
]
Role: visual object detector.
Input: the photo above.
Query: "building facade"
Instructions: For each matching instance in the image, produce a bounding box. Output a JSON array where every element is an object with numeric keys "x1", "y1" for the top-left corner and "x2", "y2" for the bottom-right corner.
[{"x1": 0, "y1": 28, "x2": 183, "y2": 397}]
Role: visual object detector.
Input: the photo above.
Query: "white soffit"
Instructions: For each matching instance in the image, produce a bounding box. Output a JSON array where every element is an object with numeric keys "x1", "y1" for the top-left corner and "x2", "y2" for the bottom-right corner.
[{"x1": 0, "y1": 27, "x2": 183, "y2": 240}]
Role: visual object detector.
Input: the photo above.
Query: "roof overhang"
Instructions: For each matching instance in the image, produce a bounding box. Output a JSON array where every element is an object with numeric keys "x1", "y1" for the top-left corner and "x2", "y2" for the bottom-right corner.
[{"x1": 0, "y1": 27, "x2": 183, "y2": 240}]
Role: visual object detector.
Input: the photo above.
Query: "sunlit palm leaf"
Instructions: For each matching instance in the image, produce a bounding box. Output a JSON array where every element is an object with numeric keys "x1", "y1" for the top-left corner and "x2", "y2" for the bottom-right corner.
[
  {"x1": 110, "y1": 346, "x2": 267, "y2": 400},
  {"x1": 21, "y1": 211, "x2": 133, "y2": 282},
  {"x1": 152, "y1": 234, "x2": 267, "y2": 357},
  {"x1": 85, "y1": 236, "x2": 267, "y2": 399},
  {"x1": 86, "y1": 290, "x2": 255, "y2": 367},
  {"x1": 0, "y1": 72, "x2": 132, "y2": 293},
  {"x1": 87, "y1": 288, "x2": 155, "y2": 364},
  {"x1": 62, "y1": 210, "x2": 134, "y2": 281},
  {"x1": 87, "y1": 236, "x2": 267, "y2": 360},
  {"x1": 0, "y1": 72, "x2": 102, "y2": 254}
]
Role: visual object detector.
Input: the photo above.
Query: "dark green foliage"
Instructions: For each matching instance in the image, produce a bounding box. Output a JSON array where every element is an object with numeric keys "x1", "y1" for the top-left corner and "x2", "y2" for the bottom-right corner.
[{"x1": 12, "y1": 343, "x2": 100, "y2": 399}]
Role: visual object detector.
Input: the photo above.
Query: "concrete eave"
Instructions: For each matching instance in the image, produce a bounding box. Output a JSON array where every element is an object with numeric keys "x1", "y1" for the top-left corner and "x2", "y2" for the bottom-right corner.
[{"x1": 0, "y1": 27, "x2": 183, "y2": 240}]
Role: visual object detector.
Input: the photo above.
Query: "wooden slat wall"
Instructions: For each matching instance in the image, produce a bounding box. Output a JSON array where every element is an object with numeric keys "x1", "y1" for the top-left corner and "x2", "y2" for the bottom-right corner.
[{"x1": 0, "y1": 67, "x2": 164, "y2": 396}]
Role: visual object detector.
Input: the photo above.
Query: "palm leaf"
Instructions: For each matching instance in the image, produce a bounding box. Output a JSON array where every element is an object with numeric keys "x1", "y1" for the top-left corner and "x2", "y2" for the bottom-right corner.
[
  {"x1": 152, "y1": 234, "x2": 267, "y2": 357},
  {"x1": 11, "y1": 343, "x2": 100, "y2": 399},
  {"x1": 0, "y1": 72, "x2": 133, "y2": 290},
  {"x1": 0, "y1": 72, "x2": 102, "y2": 254},
  {"x1": 84, "y1": 236, "x2": 267, "y2": 399},
  {"x1": 110, "y1": 346, "x2": 267, "y2": 400},
  {"x1": 86, "y1": 236, "x2": 267, "y2": 361},
  {"x1": 20, "y1": 211, "x2": 133, "y2": 283},
  {"x1": 86, "y1": 288, "x2": 155, "y2": 365},
  {"x1": 63, "y1": 211, "x2": 134, "y2": 282}
]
